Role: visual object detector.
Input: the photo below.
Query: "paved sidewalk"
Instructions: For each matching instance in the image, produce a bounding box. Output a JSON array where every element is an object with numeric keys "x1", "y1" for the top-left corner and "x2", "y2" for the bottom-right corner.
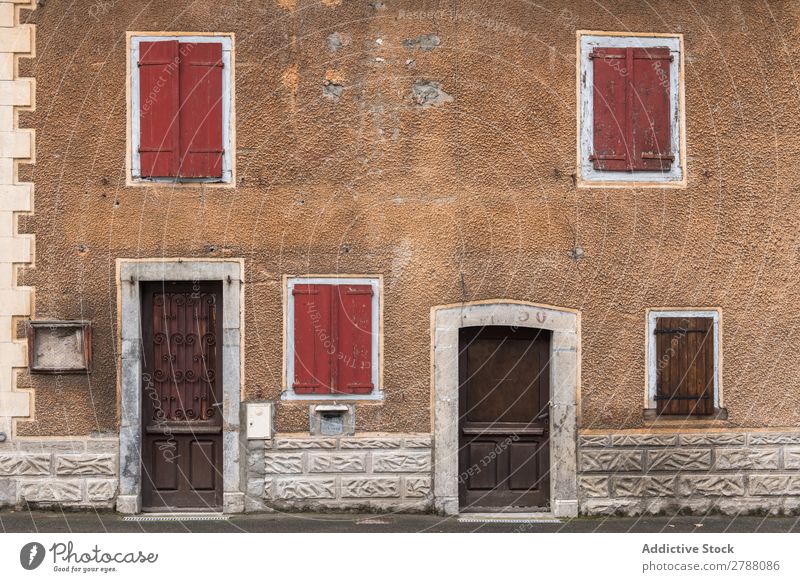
[{"x1": 1, "y1": 510, "x2": 800, "y2": 533}]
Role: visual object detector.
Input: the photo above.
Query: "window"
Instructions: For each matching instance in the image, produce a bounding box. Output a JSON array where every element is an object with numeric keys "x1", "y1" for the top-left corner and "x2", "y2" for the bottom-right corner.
[
  {"x1": 284, "y1": 277, "x2": 382, "y2": 400},
  {"x1": 129, "y1": 34, "x2": 234, "y2": 183},
  {"x1": 577, "y1": 32, "x2": 685, "y2": 186},
  {"x1": 646, "y1": 310, "x2": 721, "y2": 418}
]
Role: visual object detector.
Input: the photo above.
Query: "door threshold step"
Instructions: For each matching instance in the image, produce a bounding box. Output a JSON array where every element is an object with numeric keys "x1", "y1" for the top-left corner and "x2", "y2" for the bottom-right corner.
[
  {"x1": 458, "y1": 512, "x2": 561, "y2": 524},
  {"x1": 123, "y1": 513, "x2": 228, "y2": 522}
]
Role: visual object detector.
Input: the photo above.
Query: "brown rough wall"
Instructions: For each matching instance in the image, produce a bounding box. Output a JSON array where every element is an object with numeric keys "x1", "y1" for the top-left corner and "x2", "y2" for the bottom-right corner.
[{"x1": 13, "y1": 0, "x2": 800, "y2": 436}]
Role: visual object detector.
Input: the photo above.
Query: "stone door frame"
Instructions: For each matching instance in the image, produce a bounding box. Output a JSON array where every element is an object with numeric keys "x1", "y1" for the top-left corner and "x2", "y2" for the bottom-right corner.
[
  {"x1": 431, "y1": 300, "x2": 580, "y2": 517},
  {"x1": 116, "y1": 259, "x2": 244, "y2": 514}
]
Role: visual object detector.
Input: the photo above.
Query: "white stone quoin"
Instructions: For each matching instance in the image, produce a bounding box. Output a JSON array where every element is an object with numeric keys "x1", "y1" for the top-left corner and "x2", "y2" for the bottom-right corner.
[{"x1": 0, "y1": 2, "x2": 35, "y2": 440}]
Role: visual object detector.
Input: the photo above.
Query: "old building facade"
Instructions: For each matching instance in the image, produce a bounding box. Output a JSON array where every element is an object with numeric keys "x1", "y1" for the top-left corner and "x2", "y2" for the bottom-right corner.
[{"x1": 1, "y1": 0, "x2": 800, "y2": 516}]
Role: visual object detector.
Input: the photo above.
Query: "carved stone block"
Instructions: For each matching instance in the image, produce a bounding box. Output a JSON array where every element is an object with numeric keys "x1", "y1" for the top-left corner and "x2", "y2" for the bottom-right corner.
[
  {"x1": 373, "y1": 452, "x2": 431, "y2": 473},
  {"x1": 749, "y1": 475, "x2": 800, "y2": 496},
  {"x1": 679, "y1": 433, "x2": 745, "y2": 446},
  {"x1": 341, "y1": 478, "x2": 400, "y2": 498},
  {"x1": 579, "y1": 450, "x2": 642, "y2": 472},
  {"x1": 579, "y1": 476, "x2": 610, "y2": 498},
  {"x1": 748, "y1": 433, "x2": 800, "y2": 446},
  {"x1": 264, "y1": 454, "x2": 303, "y2": 474},
  {"x1": 0, "y1": 454, "x2": 50, "y2": 476},
  {"x1": 579, "y1": 435, "x2": 609, "y2": 448},
  {"x1": 610, "y1": 435, "x2": 678, "y2": 447},
  {"x1": 714, "y1": 448, "x2": 779, "y2": 470},
  {"x1": 54, "y1": 454, "x2": 115, "y2": 476},
  {"x1": 679, "y1": 475, "x2": 745, "y2": 497},
  {"x1": 19, "y1": 480, "x2": 82, "y2": 503},
  {"x1": 647, "y1": 449, "x2": 711, "y2": 471},
  {"x1": 404, "y1": 435, "x2": 432, "y2": 448},
  {"x1": 308, "y1": 453, "x2": 366, "y2": 473},
  {"x1": 339, "y1": 438, "x2": 402, "y2": 449},
  {"x1": 404, "y1": 476, "x2": 432, "y2": 498},
  {"x1": 274, "y1": 478, "x2": 336, "y2": 500},
  {"x1": 613, "y1": 476, "x2": 676, "y2": 497},
  {"x1": 274, "y1": 438, "x2": 337, "y2": 450},
  {"x1": 783, "y1": 448, "x2": 800, "y2": 470},
  {"x1": 86, "y1": 480, "x2": 117, "y2": 502}
]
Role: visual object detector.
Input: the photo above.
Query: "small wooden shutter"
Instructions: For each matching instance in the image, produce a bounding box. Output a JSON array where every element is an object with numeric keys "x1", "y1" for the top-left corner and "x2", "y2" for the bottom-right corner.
[
  {"x1": 591, "y1": 47, "x2": 629, "y2": 171},
  {"x1": 655, "y1": 317, "x2": 714, "y2": 416},
  {"x1": 591, "y1": 46, "x2": 673, "y2": 172},
  {"x1": 138, "y1": 40, "x2": 180, "y2": 177},
  {"x1": 178, "y1": 42, "x2": 224, "y2": 178},
  {"x1": 334, "y1": 285, "x2": 374, "y2": 394},
  {"x1": 293, "y1": 284, "x2": 333, "y2": 394}
]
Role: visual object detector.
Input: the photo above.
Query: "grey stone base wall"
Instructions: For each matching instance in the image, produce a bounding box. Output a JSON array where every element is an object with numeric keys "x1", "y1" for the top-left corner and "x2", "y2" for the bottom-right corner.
[
  {"x1": 579, "y1": 432, "x2": 800, "y2": 516},
  {"x1": 0, "y1": 437, "x2": 119, "y2": 509},
  {"x1": 246, "y1": 433, "x2": 433, "y2": 512}
]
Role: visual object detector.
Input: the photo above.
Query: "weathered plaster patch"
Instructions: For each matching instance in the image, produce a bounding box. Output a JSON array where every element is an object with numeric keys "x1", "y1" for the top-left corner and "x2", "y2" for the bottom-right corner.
[{"x1": 411, "y1": 80, "x2": 453, "y2": 107}]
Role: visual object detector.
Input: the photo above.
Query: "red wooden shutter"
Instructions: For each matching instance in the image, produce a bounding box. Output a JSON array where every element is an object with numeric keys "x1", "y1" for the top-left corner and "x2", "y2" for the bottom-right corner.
[
  {"x1": 655, "y1": 317, "x2": 714, "y2": 416},
  {"x1": 591, "y1": 46, "x2": 673, "y2": 172},
  {"x1": 138, "y1": 40, "x2": 180, "y2": 177},
  {"x1": 334, "y1": 284, "x2": 374, "y2": 394},
  {"x1": 293, "y1": 284, "x2": 334, "y2": 394},
  {"x1": 591, "y1": 47, "x2": 629, "y2": 171},
  {"x1": 178, "y1": 42, "x2": 224, "y2": 178},
  {"x1": 630, "y1": 47, "x2": 672, "y2": 171}
]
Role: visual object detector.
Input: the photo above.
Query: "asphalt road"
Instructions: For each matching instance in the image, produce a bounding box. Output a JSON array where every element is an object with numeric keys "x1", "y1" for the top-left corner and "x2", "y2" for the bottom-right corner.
[{"x1": 1, "y1": 510, "x2": 800, "y2": 533}]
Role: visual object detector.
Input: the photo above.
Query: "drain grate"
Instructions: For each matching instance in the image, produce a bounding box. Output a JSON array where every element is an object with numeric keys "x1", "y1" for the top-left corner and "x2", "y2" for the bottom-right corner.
[{"x1": 123, "y1": 513, "x2": 229, "y2": 522}]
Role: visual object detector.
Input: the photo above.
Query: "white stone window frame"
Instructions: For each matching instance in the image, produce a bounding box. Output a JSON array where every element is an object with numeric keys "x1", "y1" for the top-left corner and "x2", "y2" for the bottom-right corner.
[
  {"x1": 127, "y1": 33, "x2": 235, "y2": 185},
  {"x1": 646, "y1": 309, "x2": 721, "y2": 412},
  {"x1": 283, "y1": 276, "x2": 384, "y2": 401},
  {"x1": 577, "y1": 31, "x2": 686, "y2": 188}
]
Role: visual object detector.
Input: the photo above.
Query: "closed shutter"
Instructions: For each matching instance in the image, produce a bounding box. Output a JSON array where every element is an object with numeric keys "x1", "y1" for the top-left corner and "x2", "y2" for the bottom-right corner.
[
  {"x1": 591, "y1": 47, "x2": 629, "y2": 171},
  {"x1": 655, "y1": 317, "x2": 714, "y2": 416},
  {"x1": 591, "y1": 46, "x2": 673, "y2": 172},
  {"x1": 178, "y1": 42, "x2": 224, "y2": 178},
  {"x1": 138, "y1": 40, "x2": 180, "y2": 177},
  {"x1": 630, "y1": 47, "x2": 672, "y2": 171},
  {"x1": 292, "y1": 284, "x2": 334, "y2": 394},
  {"x1": 334, "y1": 285, "x2": 374, "y2": 394}
]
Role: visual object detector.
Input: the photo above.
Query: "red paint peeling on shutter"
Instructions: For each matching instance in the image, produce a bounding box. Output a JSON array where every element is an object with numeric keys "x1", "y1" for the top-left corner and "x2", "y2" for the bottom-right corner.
[
  {"x1": 178, "y1": 42, "x2": 224, "y2": 178},
  {"x1": 138, "y1": 40, "x2": 180, "y2": 177},
  {"x1": 591, "y1": 47, "x2": 629, "y2": 171},
  {"x1": 334, "y1": 285, "x2": 374, "y2": 394},
  {"x1": 293, "y1": 284, "x2": 333, "y2": 394},
  {"x1": 630, "y1": 47, "x2": 672, "y2": 171},
  {"x1": 591, "y1": 46, "x2": 673, "y2": 172}
]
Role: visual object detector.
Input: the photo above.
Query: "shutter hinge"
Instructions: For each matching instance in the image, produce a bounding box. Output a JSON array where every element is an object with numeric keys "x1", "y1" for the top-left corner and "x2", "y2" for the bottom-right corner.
[
  {"x1": 589, "y1": 154, "x2": 626, "y2": 161},
  {"x1": 641, "y1": 152, "x2": 675, "y2": 161}
]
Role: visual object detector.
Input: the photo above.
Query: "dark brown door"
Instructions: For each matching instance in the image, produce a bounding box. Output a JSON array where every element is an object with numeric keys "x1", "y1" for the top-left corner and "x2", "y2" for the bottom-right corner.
[
  {"x1": 458, "y1": 326, "x2": 550, "y2": 512},
  {"x1": 141, "y1": 281, "x2": 223, "y2": 511}
]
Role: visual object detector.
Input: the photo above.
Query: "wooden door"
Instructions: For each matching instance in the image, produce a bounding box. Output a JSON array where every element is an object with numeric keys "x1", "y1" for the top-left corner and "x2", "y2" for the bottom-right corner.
[
  {"x1": 458, "y1": 326, "x2": 550, "y2": 512},
  {"x1": 141, "y1": 282, "x2": 223, "y2": 511}
]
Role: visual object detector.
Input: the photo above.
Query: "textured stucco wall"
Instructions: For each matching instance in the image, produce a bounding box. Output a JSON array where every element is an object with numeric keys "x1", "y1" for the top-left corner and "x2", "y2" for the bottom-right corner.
[{"x1": 13, "y1": 0, "x2": 800, "y2": 436}]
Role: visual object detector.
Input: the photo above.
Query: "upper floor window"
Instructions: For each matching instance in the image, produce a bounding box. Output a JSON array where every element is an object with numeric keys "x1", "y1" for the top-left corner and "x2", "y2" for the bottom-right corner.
[
  {"x1": 128, "y1": 34, "x2": 234, "y2": 184},
  {"x1": 284, "y1": 277, "x2": 383, "y2": 400},
  {"x1": 577, "y1": 32, "x2": 685, "y2": 187},
  {"x1": 646, "y1": 310, "x2": 721, "y2": 418}
]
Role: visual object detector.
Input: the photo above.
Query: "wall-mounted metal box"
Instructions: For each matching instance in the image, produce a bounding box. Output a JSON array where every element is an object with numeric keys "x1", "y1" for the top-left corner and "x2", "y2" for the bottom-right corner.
[
  {"x1": 246, "y1": 402, "x2": 273, "y2": 440},
  {"x1": 27, "y1": 320, "x2": 92, "y2": 374},
  {"x1": 309, "y1": 404, "x2": 355, "y2": 436}
]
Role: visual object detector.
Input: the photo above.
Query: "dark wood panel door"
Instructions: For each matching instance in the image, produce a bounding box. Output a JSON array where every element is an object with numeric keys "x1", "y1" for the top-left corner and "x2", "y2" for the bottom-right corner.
[
  {"x1": 458, "y1": 326, "x2": 550, "y2": 512},
  {"x1": 141, "y1": 282, "x2": 223, "y2": 511}
]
